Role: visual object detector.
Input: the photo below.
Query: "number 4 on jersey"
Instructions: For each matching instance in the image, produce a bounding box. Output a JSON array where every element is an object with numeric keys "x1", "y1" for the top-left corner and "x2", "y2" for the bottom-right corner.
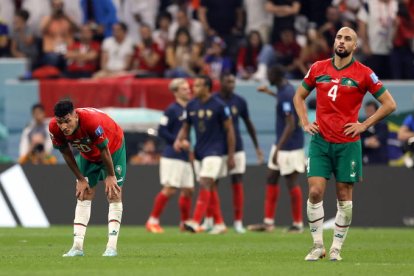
[{"x1": 328, "y1": 84, "x2": 338, "y2": 101}]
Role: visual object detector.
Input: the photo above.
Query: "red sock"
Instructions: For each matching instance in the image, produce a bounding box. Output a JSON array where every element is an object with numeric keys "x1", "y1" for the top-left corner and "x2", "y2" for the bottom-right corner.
[
  {"x1": 264, "y1": 184, "x2": 280, "y2": 221},
  {"x1": 205, "y1": 191, "x2": 215, "y2": 218},
  {"x1": 211, "y1": 188, "x2": 224, "y2": 224},
  {"x1": 289, "y1": 186, "x2": 303, "y2": 223},
  {"x1": 232, "y1": 182, "x2": 244, "y2": 221},
  {"x1": 178, "y1": 195, "x2": 192, "y2": 222},
  {"x1": 192, "y1": 188, "x2": 211, "y2": 224},
  {"x1": 150, "y1": 192, "x2": 169, "y2": 219}
]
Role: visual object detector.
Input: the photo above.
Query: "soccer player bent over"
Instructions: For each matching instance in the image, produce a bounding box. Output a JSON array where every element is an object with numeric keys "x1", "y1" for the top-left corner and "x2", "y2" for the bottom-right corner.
[
  {"x1": 248, "y1": 65, "x2": 305, "y2": 233},
  {"x1": 146, "y1": 79, "x2": 194, "y2": 233},
  {"x1": 174, "y1": 75, "x2": 236, "y2": 234},
  {"x1": 293, "y1": 27, "x2": 396, "y2": 261},
  {"x1": 49, "y1": 100, "x2": 126, "y2": 257}
]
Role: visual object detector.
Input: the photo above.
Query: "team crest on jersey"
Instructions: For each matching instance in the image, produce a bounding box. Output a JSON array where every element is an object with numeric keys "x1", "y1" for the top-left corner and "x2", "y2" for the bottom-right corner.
[
  {"x1": 231, "y1": 106, "x2": 238, "y2": 115},
  {"x1": 198, "y1": 110, "x2": 205, "y2": 118},
  {"x1": 206, "y1": 109, "x2": 213, "y2": 118},
  {"x1": 95, "y1": 125, "x2": 104, "y2": 136},
  {"x1": 370, "y1": 73, "x2": 379, "y2": 84},
  {"x1": 116, "y1": 165, "x2": 122, "y2": 175}
]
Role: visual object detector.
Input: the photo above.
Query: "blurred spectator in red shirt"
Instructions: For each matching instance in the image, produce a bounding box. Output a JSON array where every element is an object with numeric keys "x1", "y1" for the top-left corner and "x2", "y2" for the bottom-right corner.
[
  {"x1": 153, "y1": 11, "x2": 172, "y2": 51},
  {"x1": 64, "y1": 24, "x2": 100, "y2": 78},
  {"x1": 390, "y1": 0, "x2": 414, "y2": 79},
  {"x1": 273, "y1": 28, "x2": 301, "y2": 79},
  {"x1": 133, "y1": 24, "x2": 165, "y2": 77}
]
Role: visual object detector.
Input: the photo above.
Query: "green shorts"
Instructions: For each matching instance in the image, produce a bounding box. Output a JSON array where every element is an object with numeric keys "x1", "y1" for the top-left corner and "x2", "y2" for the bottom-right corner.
[
  {"x1": 307, "y1": 134, "x2": 362, "y2": 183},
  {"x1": 76, "y1": 140, "x2": 126, "y2": 187}
]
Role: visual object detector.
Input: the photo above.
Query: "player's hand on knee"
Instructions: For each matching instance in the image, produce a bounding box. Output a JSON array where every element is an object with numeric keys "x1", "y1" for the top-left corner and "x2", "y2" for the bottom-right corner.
[
  {"x1": 76, "y1": 178, "x2": 90, "y2": 200},
  {"x1": 105, "y1": 175, "x2": 121, "y2": 199}
]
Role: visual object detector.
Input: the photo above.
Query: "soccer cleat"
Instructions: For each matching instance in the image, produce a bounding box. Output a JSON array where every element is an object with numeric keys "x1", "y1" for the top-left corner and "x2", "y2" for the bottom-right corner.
[
  {"x1": 247, "y1": 223, "x2": 274, "y2": 232},
  {"x1": 287, "y1": 225, "x2": 304, "y2": 233},
  {"x1": 329, "y1": 248, "x2": 343, "y2": 261},
  {"x1": 305, "y1": 244, "x2": 326, "y2": 261},
  {"x1": 146, "y1": 222, "x2": 164, "y2": 234},
  {"x1": 102, "y1": 247, "x2": 118, "y2": 257},
  {"x1": 209, "y1": 224, "x2": 227, "y2": 235},
  {"x1": 200, "y1": 218, "x2": 214, "y2": 233},
  {"x1": 183, "y1": 220, "x2": 202, "y2": 233},
  {"x1": 62, "y1": 247, "x2": 84, "y2": 257},
  {"x1": 234, "y1": 223, "x2": 246, "y2": 234}
]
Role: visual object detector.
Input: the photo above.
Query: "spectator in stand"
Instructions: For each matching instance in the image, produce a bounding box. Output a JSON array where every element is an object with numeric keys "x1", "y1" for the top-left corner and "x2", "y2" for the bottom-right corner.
[
  {"x1": 244, "y1": 0, "x2": 271, "y2": 43},
  {"x1": 64, "y1": 24, "x2": 100, "y2": 78},
  {"x1": 202, "y1": 36, "x2": 232, "y2": 80},
  {"x1": 18, "y1": 133, "x2": 58, "y2": 165},
  {"x1": 319, "y1": 6, "x2": 343, "y2": 47},
  {"x1": 357, "y1": 0, "x2": 398, "y2": 79},
  {"x1": 153, "y1": 11, "x2": 172, "y2": 51},
  {"x1": 265, "y1": 0, "x2": 301, "y2": 43},
  {"x1": 10, "y1": 9, "x2": 38, "y2": 67},
  {"x1": 119, "y1": 0, "x2": 160, "y2": 43},
  {"x1": 0, "y1": 15, "x2": 9, "y2": 57},
  {"x1": 0, "y1": 0, "x2": 15, "y2": 30},
  {"x1": 129, "y1": 138, "x2": 161, "y2": 165},
  {"x1": 198, "y1": 0, "x2": 244, "y2": 60},
  {"x1": 332, "y1": 0, "x2": 362, "y2": 25},
  {"x1": 132, "y1": 23, "x2": 165, "y2": 77},
  {"x1": 165, "y1": 27, "x2": 202, "y2": 78},
  {"x1": 361, "y1": 101, "x2": 389, "y2": 165},
  {"x1": 236, "y1": 30, "x2": 276, "y2": 81},
  {"x1": 299, "y1": 0, "x2": 332, "y2": 28},
  {"x1": 273, "y1": 28, "x2": 301, "y2": 79},
  {"x1": 19, "y1": 103, "x2": 53, "y2": 160},
  {"x1": 390, "y1": 0, "x2": 414, "y2": 79},
  {"x1": 168, "y1": 7, "x2": 204, "y2": 45},
  {"x1": 93, "y1": 22, "x2": 134, "y2": 79},
  {"x1": 294, "y1": 27, "x2": 330, "y2": 77},
  {"x1": 40, "y1": 0, "x2": 78, "y2": 71},
  {"x1": 80, "y1": 0, "x2": 118, "y2": 40}
]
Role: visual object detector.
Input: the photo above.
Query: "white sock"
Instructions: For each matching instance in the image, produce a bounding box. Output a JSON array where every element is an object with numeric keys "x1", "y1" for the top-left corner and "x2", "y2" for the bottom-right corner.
[
  {"x1": 147, "y1": 216, "x2": 159, "y2": 224},
  {"x1": 264, "y1": 218, "x2": 274, "y2": 225},
  {"x1": 234, "y1": 220, "x2": 243, "y2": 228},
  {"x1": 307, "y1": 199, "x2": 324, "y2": 245},
  {"x1": 73, "y1": 200, "x2": 91, "y2": 250},
  {"x1": 202, "y1": 217, "x2": 214, "y2": 228},
  {"x1": 107, "y1": 202, "x2": 123, "y2": 250},
  {"x1": 332, "y1": 201, "x2": 352, "y2": 250}
]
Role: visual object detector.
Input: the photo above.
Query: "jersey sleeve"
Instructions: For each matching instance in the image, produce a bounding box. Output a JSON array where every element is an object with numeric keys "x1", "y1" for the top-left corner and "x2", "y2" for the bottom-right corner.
[
  {"x1": 83, "y1": 115, "x2": 109, "y2": 150},
  {"x1": 158, "y1": 108, "x2": 176, "y2": 144},
  {"x1": 48, "y1": 120, "x2": 68, "y2": 150},
  {"x1": 219, "y1": 104, "x2": 232, "y2": 123},
  {"x1": 364, "y1": 67, "x2": 386, "y2": 98},
  {"x1": 301, "y1": 63, "x2": 318, "y2": 91},
  {"x1": 239, "y1": 97, "x2": 250, "y2": 121}
]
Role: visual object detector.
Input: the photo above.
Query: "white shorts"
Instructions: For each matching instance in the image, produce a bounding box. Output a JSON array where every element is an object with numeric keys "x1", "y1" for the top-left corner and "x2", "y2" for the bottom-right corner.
[
  {"x1": 225, "y1": 151, "x2": 246, "y2": 175},
  {"x1": 160, "y1": 157, "x2": 194, "y2": 188},
  {"x1": 267, "y1": 145, "x2": 306, "y2": 176},
  {"x1": 193, "y1": 156, "x2": 227, "y2": 181}
]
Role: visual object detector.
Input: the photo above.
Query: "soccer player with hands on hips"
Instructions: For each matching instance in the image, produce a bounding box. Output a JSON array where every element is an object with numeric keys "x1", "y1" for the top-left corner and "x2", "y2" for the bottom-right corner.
[
  {"x1": 146, "y1": 78, "x2": 194, "y2": 233},
  {"x1": 49, "y1": 100, "x2": 126, "y2": 257},
  {"x1": 174, "y1": 75, "x2": 236, "y2": 234},
  {"x1": 293, "y1": 27, "x2": 396, "y2": 261}
]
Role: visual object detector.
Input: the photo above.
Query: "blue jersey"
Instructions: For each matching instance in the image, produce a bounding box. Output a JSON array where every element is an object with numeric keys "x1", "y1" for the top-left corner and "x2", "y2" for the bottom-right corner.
[
  {"x1": 402, "y1": 114, "x2": 414, "y2": 131},
  {"x1": 213, "y1": 92, "x2": 249, "y2": 152},
  {"x1": 276, "y1": 83, "x2": 304, "y2": 150},
  {"x1": 158, "y1": 102, "x2": 189, "y2": 161},
  {"x1": 186, "y1": 96, "x2": 231, "y2": 160}
]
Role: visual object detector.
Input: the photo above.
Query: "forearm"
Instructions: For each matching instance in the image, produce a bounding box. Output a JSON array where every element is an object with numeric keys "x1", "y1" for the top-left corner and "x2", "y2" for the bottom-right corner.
[
  {"x1": 226, "y1": 127, "x2": 236, "y2": 157},
  {"x1": 245, "y1": 119, "x2": 260, "y2": 149},
  {"x1": 276, "y1": 124, "x2": 294, "y2": 149},
  {"x1": 176, "y1": 124, "x2": 189, "y2": 142},
  {"x1": 293, "y1": 94, "x2": 310, "y2": 126},
  {"x1": 61, "y1": 147, "x2": 85, "y2": 181},
  {"x1": 100, "y1": 146, "x2": 115, "y2": 176}
]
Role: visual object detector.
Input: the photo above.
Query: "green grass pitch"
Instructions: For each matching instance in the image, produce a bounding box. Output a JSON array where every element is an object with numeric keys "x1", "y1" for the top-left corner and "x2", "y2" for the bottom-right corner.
[{"x1": 1, "y1": 226, "x2": 414, "y2": 275}]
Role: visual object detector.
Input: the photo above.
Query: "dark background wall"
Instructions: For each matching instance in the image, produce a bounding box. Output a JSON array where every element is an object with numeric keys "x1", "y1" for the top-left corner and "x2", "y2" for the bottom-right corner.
[{"x1": 3, "y1": 165, "x2": 414, "y2": 227}]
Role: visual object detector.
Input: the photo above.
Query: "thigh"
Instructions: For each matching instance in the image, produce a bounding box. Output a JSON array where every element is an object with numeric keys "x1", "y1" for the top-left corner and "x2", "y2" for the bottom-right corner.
[
  {"x1": 307, "y1": 134, "x2": 332, "y2": 179},
  {"x1": 199, "y1": 156, "x2": 224, "y2": 181},
  {"x1": 279, "y1": 149, "x2": 306, "y2": 176},
  {"x1": 333, "y1": 140, "x2": 362, "y2": 183},
  {"x1": 229, "y1": 151, "x2": 246, "y2": 175},
  {"x1": 267, "y1": 145, "x2": 279, "y2": 171},
  {"x1": 76, "y1": 154, "x2": 101, "y2": 188}
]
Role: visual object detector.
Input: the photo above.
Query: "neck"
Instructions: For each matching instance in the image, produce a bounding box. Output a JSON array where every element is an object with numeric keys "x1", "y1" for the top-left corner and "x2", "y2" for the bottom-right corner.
[
  {"x1": 199, "y1": 93, "x2": 211, "y2": 103},
  {"x1": 219, "y1": 90, "x2": 231, "y2": 98},
  {"x1": 334, "y1": 55, "x2": 353, "y2": 69},
  {"x1": 276, "y1": 79, "x2": 287, "y2": 89},
  {"x1": 176, "y1": 98, "x2": 188, "y2": 107}
]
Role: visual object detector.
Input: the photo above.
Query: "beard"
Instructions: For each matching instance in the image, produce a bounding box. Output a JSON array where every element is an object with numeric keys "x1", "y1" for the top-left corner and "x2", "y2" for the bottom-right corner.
[{"x1": 334, "y1": 47, "x2": 351, "y2": 58}]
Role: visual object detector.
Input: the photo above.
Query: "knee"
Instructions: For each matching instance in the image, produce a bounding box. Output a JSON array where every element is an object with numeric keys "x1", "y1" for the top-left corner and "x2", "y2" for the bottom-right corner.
[
  {"x1": 181, "y1": 188, "x2": 194, "y2": 197},
  {"x1": 162, "y1": 187, "x2": 177, "y2": 197},
  {"x1": 266, "y1": 171, "x2": 279, "y2": 184},
  {"x1": 308, "y1": 187, "x2": 323, "y2": 203},
  {"x1": 231, "y1": 174, "x2": 242, "y2": 184}
]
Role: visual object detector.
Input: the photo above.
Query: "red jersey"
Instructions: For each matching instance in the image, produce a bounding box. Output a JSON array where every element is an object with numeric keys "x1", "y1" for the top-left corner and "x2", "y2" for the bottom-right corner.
[
  {"x1": 66, "y1": 41, "x2": 101, "y2": 73},
  {"x1": 49, "y1": 108, "x2": 124, "y2": 162},
  {"x1": 302, "y1": 57, "x2": 386, "y2": 143}
]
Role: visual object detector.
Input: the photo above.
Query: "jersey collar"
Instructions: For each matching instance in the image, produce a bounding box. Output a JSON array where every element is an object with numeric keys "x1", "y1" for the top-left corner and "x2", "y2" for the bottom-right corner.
[{"x1": 331, "y1": 57, "x2": 355, "y2": 71}]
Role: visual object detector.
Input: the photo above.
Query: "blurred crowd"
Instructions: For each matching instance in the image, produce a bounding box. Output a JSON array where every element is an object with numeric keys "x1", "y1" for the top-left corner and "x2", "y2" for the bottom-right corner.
[{"x1": 0, "y1": 0, "x2": 413, "y2": 81}]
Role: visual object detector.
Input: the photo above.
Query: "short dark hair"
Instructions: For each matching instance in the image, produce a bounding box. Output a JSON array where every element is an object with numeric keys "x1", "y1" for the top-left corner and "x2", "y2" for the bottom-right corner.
[
  {"x1": 365, "y1": 100, "x2": 379, "y2": 110},
  {"x1": 197, "y1": 75, "x2": 213, "y2": 91},
  {"x1": 32, "y1": 103, "x2": 45, "y2": 113},
  {"x1": 115, "y1": 22, "x2": 128, "y2": 32},
  {"x1": 54, "y1": 100, "x2": 74, "y2": 117},
  {"x1": 220, "y1": 72, "x2": 234, "y2": 82},
  {"x1": 16, "y1": 9, "x2": 30, "y2": 21}
]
